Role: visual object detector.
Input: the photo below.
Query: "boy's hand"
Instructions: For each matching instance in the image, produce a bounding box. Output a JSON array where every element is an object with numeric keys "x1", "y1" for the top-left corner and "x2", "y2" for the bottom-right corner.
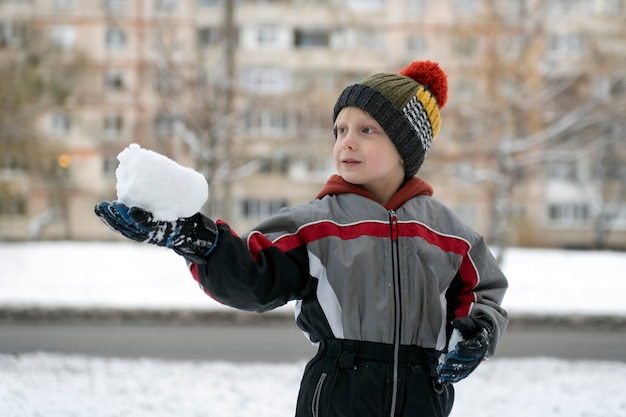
[
  {"x1": 437, "y1": 316, "x2": 493, "y2": 384},
  {"x1": 94, "y1": 201, "x2": 217, "y2": 263}
]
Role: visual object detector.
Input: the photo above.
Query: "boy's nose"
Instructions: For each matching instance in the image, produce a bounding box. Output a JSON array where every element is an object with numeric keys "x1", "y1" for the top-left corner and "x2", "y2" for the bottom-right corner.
[{"x1": 342, "y1": 132, "x2": 358, "y2": 150}]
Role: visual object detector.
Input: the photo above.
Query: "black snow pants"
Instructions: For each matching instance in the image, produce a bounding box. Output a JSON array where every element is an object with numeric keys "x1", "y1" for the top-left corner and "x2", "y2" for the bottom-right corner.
[{"x1": 295, "y1": 339, "x2": 454, "y2": 417}]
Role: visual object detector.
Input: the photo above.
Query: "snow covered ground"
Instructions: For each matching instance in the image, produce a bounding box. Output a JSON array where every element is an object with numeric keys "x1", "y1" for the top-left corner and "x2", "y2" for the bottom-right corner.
[
  {"x1": 1, "y1": 242, "x2": 626, "y2": 416},
  {"x1": 2, "y1": 242, "x2": 625, "y2": 317},
  {"x1": 2, "y1": 353, "x2": 625, "y2": 417}
]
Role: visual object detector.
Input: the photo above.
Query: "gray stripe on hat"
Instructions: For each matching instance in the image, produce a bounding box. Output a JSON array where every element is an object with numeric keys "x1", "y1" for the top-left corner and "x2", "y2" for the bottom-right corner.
[{"x1": 403, "y1": 96, "x2": 433, "y2": 155}]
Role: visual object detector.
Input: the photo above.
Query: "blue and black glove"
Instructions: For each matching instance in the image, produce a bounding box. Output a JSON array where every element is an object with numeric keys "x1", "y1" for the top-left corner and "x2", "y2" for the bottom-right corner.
[
  {"x1": 95, "y1": 201, "x2": 217, "y2": 264},
  {"x1": 437, "y1": 316, "x2": 494, "y2": 384}
]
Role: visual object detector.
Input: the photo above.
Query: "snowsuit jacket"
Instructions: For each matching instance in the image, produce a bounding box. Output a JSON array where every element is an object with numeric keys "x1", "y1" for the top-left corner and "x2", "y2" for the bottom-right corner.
[{"x1": 187, "y1": 175, "x2": 508, "y2": 417}]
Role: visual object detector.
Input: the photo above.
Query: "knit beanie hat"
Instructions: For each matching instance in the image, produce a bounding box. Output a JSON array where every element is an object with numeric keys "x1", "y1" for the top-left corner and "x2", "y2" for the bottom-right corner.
[{"x1": 333, "y1": 61, "x2": 448, "y2": 180}]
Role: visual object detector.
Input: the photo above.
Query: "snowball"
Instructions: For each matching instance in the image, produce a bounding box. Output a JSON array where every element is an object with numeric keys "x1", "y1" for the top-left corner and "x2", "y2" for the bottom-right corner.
[{"x1": 115, "y1": 143, "x2": 208, "y2": 221}]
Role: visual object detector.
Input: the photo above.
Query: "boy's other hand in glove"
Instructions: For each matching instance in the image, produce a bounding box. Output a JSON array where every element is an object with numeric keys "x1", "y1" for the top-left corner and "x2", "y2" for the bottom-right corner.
[
  {"x1": 437, "y1": 316, "x2": 494, "y2": 384},
  {"x1": 94, "y1": 201, "x2": 217, "y2": 263}
]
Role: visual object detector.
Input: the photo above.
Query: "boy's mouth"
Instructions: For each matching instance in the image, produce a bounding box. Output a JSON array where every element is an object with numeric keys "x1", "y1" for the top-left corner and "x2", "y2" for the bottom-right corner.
[{"x1": 342, "y1": 158, "x2": 361, "y2": 167}]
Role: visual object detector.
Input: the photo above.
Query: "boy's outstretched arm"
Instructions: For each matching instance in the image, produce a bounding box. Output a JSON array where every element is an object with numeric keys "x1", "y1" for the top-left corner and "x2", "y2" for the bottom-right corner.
[{"x1": 95, "y1": 200, "x2": 309, "y2": 313}]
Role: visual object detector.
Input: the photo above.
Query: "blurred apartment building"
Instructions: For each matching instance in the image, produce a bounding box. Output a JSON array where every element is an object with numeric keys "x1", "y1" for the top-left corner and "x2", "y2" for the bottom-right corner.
[{"x1": 1, "y1": 0, "x2": 625, "y2": 249}]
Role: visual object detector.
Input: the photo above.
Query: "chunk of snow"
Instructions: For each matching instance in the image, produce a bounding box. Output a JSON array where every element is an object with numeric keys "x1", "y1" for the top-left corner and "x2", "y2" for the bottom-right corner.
[
  {"x1": 447, "y1": 328, "x2": 464, "y2": 352},
  {"x1": 115, "y1": 143, "x2": 208, "y2": 220}
]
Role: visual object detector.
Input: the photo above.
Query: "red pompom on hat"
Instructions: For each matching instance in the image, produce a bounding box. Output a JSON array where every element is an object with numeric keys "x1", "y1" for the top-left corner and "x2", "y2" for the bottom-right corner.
[{"x1": 400, "y1": 60, "x2": 448, "y2": 109}]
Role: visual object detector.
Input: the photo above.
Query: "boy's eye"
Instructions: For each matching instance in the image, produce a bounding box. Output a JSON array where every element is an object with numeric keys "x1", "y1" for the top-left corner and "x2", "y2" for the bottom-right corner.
[{"x1": 362, "y1": 127, "x2": 374, "y2": 134}]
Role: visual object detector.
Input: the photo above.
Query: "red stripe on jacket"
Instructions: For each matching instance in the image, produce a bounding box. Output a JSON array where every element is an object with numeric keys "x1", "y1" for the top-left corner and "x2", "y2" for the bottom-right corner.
[{"x1": 246, "y1": 218, "x2": 478, "y2": 317}]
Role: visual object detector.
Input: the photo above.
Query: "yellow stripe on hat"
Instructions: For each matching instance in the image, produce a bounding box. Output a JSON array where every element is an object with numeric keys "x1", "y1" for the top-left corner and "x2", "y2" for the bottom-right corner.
[{"x1": 416, "y1": 86, "x2": 441, "y2": 138}]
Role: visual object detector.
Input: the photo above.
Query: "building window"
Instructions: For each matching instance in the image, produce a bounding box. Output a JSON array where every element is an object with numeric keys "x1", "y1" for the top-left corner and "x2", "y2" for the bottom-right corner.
[
  {"x1": 241, "y1": 25, "x2": 289, "y2": 50},
  {"x1": 502, "y1": 78, "x2": 523, "y2": 101},
  {"x1": 454, "y1": 0, "x2": 477, "y2": 16},
  {"x1": 605, "y1": 203, "x2": 626, "y2": 229},
  {"x1": 504, "y1": 0, "x2": 525, "y2": 19},
  {"x1": 592, "y1": 76, "x2": 612, "y2": 100},
  {"x1": 294, "y1": 29, "x2": 330, "y2": 48},
  {"x1": 197, "y1": 0, "x2": 221, "y2": 6},
  {"x1": 155, "y1": 70, "x2": 180, "y2": 94},
  {"x1": 547, "y1": 0, "x2": 592, "y2": 14},
  {"x1": 331, "y1": 28, "x2": 384, "y2": 51},
  {"x1": 547, "y1": 203, "x2": 591, "y2": 226},
  {"x1": 240, "y1": 110, "x2": 294, "y2": 137},
  {"x1": 198, "y1": 27, "x2": 220, "y2": 47},
  {"x1": 155, "y1": 28, "x2": 176, "y2": 49},
  {"x1": 547, "y1": 161, "x2": 577, "y2": 181},
  {"x1": 497, "y1": 36, "x2": 522, "y2": 61},
  {"x1": 103, "y1": 155, "x2": 118, "y2": 177},
  {"x1": 106, "y1": 27, "x2": 127, "y2": 50},
  {"x1": 598, "y1": 153, "x2": 626, "y2": 180},
  {"x1": 103, "y1": 113, "x2": 124, "y2": 138},
  {"x1": 0, "y1": 196, "x2": 27, "y2": 215},
  {"x1": 288, "y1": 155, "x2": 334, "y2": 182},
  {"x1": 406, "y1": 35, "x2": 425, "y2": 54},
  {"x1": 547, "y1": 34, "x2": 585, "y2": 56},
  {"x1": 156, "y1": 0, "x2": 177, "y2": 9},
  {"x1": 301, "y1": 110, "x2": 333, "y2": 133},
  {"x1": 256, "y1": 25, "x2": 280, "y2": 49},
  {"x1": 104, "y1": 70, "x2": 125, "y2": 90},
  {"x1": 240, "y1": 67, "x2": 289, "y2": 94},
  {"x1": 452, "y1": 36, "x2": 478, "y2": 57},
  {"x1": 51, "y1": 25, "x2": 76, "y2": 50},
  {"x1": 49, "y1": 112, "x2": 71, "y2": 136},
  {"x1": 0, "y1": 153, "x2": 23, "y2": 171},
  {"x1": 257, "y1": 156, "x2": 289, "y2": 175},
  {"x1": 154, "y1": 113, "x2": 174, "y2": 138},
  {"x1": 242, "y1": 198, "x2": 288, "y2": 220},
  {"x1": 54, "y1": 0, "x2": 74, "y2": 10},
  {"x1": 0, "y1": 21, "x2": 29, "y2": 48},
  {"x1": 293, "y1": 71, "x2": 337, "y2": 92},
  {"x1": 345, "y1": 0, "x2": 386, "y2": 11},
  {"x1": 105, "y1": 0, "x2": 127, "y2": 11},
  {"x1": 611, "y1": 77, "x2": 626, "y2": 96},
  {"x1": 405, "y1": 0, "x2": 425, "y2": 13}
]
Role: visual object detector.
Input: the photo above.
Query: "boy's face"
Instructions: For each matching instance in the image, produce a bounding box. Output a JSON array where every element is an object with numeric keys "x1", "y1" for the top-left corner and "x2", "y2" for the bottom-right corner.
[{"x1": 333, "y1": 107, "x2": 405, "y2": 205}]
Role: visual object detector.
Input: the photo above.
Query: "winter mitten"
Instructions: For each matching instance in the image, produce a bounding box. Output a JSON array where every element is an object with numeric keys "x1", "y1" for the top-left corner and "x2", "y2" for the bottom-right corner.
[
  {"x1": 95, "y1": 201, "x2": 218, "y2": 263},
  {"x1": 437, "y1": 316, "x2": 494, "y2": 384}
]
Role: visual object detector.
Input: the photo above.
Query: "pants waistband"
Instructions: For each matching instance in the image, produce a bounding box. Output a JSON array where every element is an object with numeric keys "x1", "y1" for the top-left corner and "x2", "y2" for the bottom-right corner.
[{"x1": 318, "y1": 339, "x2": 440, "y2": 370}]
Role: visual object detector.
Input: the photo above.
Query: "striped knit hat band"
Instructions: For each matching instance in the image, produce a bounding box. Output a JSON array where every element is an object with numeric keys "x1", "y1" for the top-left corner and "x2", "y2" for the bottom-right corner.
[{"x1": 333, "y1": 61, "x2": 448, "y2": 180}]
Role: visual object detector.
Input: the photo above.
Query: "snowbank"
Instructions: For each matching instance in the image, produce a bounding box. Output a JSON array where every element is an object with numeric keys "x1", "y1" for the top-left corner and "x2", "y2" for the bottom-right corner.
[{"x1": 1, "y1": 242, "x2": 625, "y2": 318}]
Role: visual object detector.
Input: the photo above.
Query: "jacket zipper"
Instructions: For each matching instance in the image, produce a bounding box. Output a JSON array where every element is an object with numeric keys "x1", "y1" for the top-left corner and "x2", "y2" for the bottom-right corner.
[
  {"x1": 311, "y1": 372, "x2": 327, "y2": 417},
  {"x1": 389, "y1": 211, "x2": 401, "y2": 417}
]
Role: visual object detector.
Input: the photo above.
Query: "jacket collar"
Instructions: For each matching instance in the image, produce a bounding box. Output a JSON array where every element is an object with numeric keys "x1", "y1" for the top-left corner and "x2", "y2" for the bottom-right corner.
[{"x1": 315, "y1": 175, "x2": 433, "y2": 211}]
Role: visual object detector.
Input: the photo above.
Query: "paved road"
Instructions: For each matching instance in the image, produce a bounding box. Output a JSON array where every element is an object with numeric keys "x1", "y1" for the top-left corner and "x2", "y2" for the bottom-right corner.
[{"x1": 2, "y1": 321, "x2": 625, "y2": 362}]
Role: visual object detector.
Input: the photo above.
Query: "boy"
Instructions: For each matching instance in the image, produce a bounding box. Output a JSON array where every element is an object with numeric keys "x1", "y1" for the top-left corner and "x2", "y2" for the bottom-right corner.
[{"x1": 95, "y1": 61, "x2": 508, "y2": 417}]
